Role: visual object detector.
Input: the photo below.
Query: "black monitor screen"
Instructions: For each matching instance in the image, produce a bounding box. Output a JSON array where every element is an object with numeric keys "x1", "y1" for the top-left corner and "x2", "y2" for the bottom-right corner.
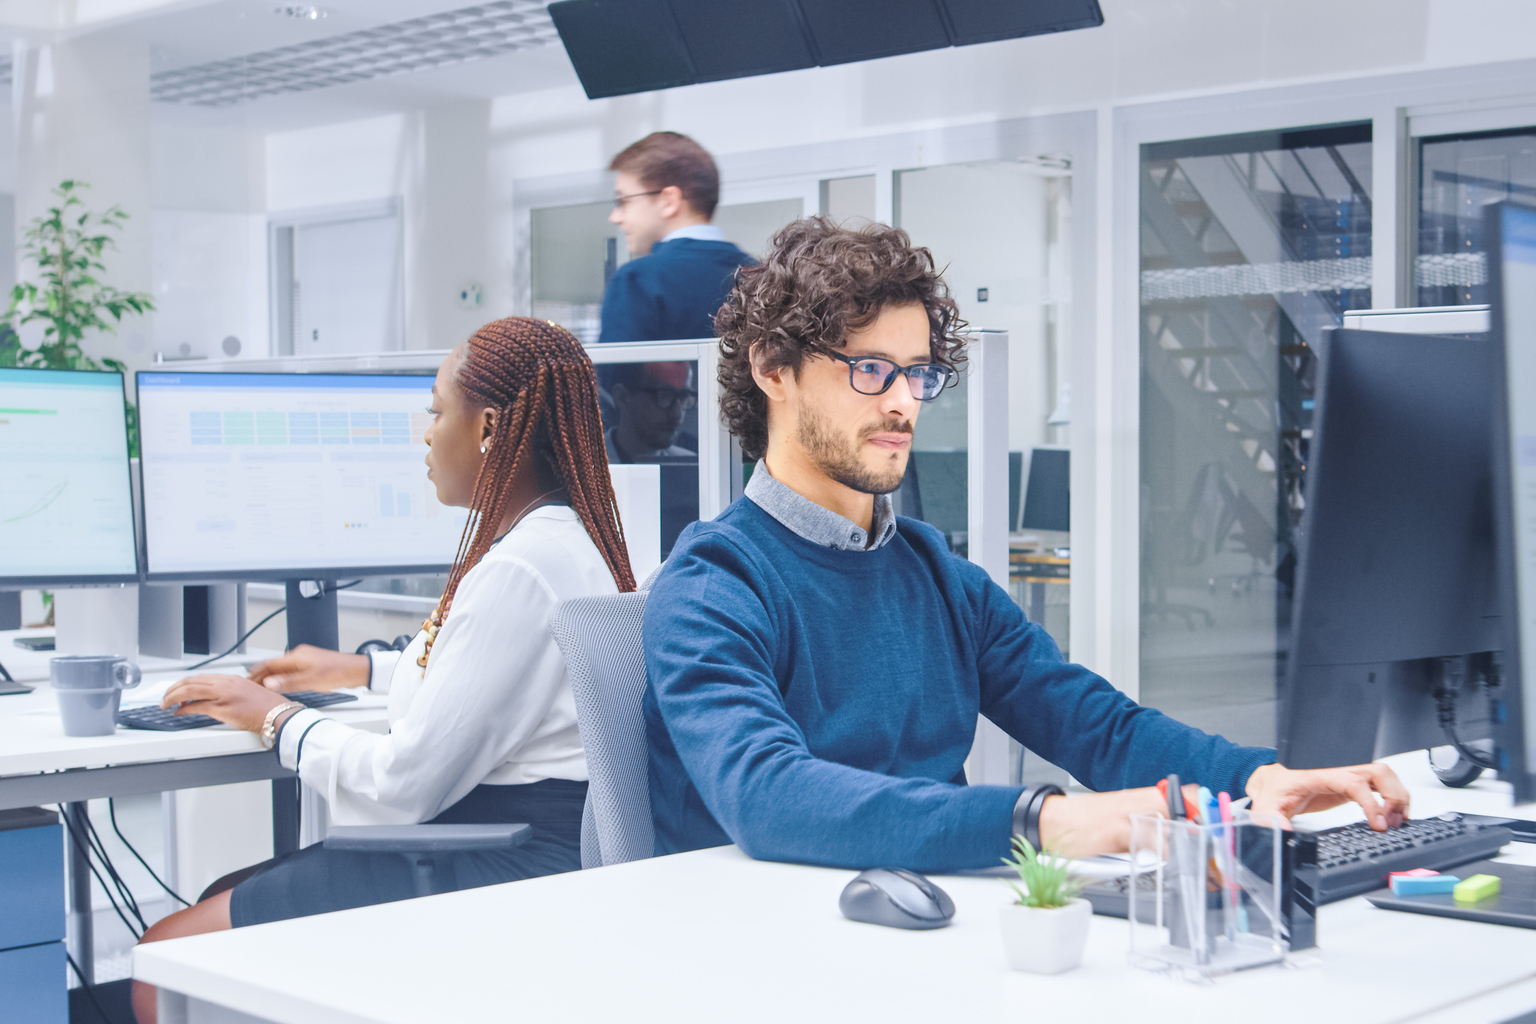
[
  {"x1": 1278, "y1": 329, "x2": 1498, "y2": 768},
  {"x1": 1489, "y1": 200, "x2": 1536, "y2": 802}
]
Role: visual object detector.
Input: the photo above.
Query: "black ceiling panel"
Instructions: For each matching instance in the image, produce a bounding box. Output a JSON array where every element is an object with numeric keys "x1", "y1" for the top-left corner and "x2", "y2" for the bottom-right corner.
[
  {"x1": 549, "y1": 0, "x2": 698, "y2": 100},
  {"x1": 793, "y1": 0, "x2": 953, "y2": 67},
  {"x1": 936, "y1": 0, "x2": 1104, "y2": 46},
  {"x1": 664, "y1": 0, "x2": 819, "y2": 83},
  {"x1": 551, "y1": 0, "x2": 1106, "y2": 99}
]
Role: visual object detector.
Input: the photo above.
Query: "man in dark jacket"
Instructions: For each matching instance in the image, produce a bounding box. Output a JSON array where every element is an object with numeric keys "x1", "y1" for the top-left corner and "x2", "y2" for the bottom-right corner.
[{"x1": 600, "y1": 132, "x2": 754, "y2": 344}]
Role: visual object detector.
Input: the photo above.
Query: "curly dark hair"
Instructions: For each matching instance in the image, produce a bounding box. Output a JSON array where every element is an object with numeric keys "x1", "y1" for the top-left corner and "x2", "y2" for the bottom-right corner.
[{"x1": 715, "y1": 217, "x2": 967, "y2": 460}]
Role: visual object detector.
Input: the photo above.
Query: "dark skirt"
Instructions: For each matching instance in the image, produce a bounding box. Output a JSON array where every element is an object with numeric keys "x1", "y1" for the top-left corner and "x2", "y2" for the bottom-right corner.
[{"x1": 228, "y1": 778, "x2": 587, "y2": 928}]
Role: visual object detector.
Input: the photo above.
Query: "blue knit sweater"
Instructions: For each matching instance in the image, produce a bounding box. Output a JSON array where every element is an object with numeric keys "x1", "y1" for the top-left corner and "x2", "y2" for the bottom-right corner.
[
  {"x1": 598, "y1": 238, "x2": 754, "y2": 343},
  {"x1": 642, "y1": 497, "x2": 1277, "y2": 872}
]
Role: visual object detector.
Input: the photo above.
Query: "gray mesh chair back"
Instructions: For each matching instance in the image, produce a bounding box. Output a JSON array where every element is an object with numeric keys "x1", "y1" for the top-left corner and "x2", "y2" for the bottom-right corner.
[{"x1": 550, "y1": 590, "x2": 654, "y2": 868}]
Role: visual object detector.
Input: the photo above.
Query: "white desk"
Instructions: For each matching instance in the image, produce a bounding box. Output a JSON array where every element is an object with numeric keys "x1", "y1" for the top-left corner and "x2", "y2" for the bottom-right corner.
[
  {"x1": 0, "y1": 631, "x2": 389, "y2": 812},
  {"x1": 0, "y1": 628, "x2": 389, "y2": 983},
  {"x1": 139, "y1": 751, "x2": 1536, "y2": 1024}
]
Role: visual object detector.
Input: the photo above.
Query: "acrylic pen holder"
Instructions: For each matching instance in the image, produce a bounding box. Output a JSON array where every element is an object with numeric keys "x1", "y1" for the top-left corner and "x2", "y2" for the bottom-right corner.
[{"x1": 1127, "y1": 812, "x2": 1287, "y2": 981}]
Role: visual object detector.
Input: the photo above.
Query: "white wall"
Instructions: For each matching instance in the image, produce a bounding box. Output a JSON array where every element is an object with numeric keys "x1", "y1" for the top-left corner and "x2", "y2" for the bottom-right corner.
[
  {"x1": 264, "y1": 105, "x2": 507, "y2": 352},
  {"x1": 247, "y1": 0, "x2": 1536, "y2": 688},
  {"x1": 150, "y1": 118, "x2": 266, "y2": 362},
  {"x1": 13, "y1": 33, "x2": 154, "y2": 370}
]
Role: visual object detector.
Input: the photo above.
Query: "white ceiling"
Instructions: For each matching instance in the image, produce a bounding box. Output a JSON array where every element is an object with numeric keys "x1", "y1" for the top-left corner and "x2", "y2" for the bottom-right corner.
[{"x1": 5, "y1": 0, "x2": 585, "y2": 131}]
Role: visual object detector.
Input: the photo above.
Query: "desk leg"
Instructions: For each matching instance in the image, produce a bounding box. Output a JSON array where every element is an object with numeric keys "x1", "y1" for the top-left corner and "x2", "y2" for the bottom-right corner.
[
  {"x1": 1030, "y1": 581, "x2": 1045, "y2": 625},
  {"x1": 272, "y1": 778, "x2": 300, "y2": 858},
  {"x1": 65, "y1": 801, "x2": 93, "y2": 986}
]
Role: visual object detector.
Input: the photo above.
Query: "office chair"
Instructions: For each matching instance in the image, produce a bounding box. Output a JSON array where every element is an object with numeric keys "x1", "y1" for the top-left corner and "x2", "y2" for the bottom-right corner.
[
  {"x1": 549, "y1": 587, "x2": 655, "y2": 868},
  {"x1": 322, "y1": 568, "x2": 660, "y2": 887},
  {"x1": 324, "y1": 823, "x2": 531, "y2": 898}
]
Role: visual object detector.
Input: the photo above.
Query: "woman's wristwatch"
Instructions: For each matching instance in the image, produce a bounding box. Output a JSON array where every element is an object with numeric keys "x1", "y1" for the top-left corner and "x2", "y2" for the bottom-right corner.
[
  {"x1": 1011, "y1": 782, "x2": 1065, "y2": 853},
  {"x1": 260, "y1": 702, "x2": 303, "y2": 750}
]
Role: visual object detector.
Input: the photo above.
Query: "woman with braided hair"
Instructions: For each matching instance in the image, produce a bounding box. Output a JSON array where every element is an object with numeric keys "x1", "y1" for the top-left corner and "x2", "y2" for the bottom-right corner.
[{"x1": 134, "y1": 318, "x2": 634, "y2": 1024}]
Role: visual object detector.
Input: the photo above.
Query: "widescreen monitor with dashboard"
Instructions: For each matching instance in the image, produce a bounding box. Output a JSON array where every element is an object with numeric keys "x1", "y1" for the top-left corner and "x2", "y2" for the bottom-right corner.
[
  {"x1": 137, "y1": 371, "x2": 469, "y2": 582},
  {"x1": 0, "y1": 367, "x2": 138, "y2": 586}
]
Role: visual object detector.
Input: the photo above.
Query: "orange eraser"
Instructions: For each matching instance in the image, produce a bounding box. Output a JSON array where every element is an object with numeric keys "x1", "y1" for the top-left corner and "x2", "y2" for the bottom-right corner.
[{"x1": 1389, "y1": 868, "x2": 1440, "y2": 879}]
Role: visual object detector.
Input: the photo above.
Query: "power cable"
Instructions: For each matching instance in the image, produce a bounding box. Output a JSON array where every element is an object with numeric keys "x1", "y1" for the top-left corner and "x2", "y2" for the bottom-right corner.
[
  {"x1": 83, "y1": 813, "x2": 146, "y2": 932},
  {"x1": 178, "y1": 579, "x2": 362, "y2": 672},
  {"x1": 59, "y1": 809, "x2": 142, "y2": 941},
  {"x1": 178, "y1": 605, "x2": 285, "y2": 673},
  {"x1": 108, "y1": 799, "x2": 190, "y2": 908}
]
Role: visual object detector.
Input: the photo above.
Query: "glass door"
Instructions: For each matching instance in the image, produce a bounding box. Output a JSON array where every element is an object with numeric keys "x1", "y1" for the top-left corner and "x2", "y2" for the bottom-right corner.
[{"x1": 1138, "y1": 123, "x2": 1373, "y2": 747}]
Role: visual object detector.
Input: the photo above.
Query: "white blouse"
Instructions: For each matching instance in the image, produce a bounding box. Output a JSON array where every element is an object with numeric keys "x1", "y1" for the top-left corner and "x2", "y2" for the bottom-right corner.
[{"x1": 275, "y1": 506, "x2": 619, "y2": 826}]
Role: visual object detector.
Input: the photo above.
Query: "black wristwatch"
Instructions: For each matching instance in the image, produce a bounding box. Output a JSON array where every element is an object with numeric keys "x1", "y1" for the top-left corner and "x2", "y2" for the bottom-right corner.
[{"x1": 1011, "y1": 783, "x2": 1065, "y2": 853}]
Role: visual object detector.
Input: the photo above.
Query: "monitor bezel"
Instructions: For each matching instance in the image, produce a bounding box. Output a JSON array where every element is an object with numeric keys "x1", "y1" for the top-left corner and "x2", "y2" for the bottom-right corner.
[
  {"x1": 136, "y1": 369, "x2": 458, "y2": 584},
  {"x1": 0, "y1": 366, "x2": 140, "y2": 588},
  {"x1": 1484, "y1": 199, "x2": 1536, "y2": 804}
]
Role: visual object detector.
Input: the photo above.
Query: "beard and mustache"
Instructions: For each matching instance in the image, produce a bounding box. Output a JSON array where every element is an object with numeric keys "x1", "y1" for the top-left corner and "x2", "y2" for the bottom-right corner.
[{"x1": 795, "y1": 402, "x2": 913, "y2": 496}]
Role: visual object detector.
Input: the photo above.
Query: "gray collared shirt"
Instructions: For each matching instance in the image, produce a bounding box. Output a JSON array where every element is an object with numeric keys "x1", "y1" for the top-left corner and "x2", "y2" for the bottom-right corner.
[{"x1": 743, "y1": 460, "x2": 897, "y2": 551}]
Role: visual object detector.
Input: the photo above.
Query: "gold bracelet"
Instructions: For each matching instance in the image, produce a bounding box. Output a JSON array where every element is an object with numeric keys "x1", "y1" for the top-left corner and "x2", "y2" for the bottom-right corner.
[{"x1": 261, "y1": 702, "x2": 303, "y2": 750}]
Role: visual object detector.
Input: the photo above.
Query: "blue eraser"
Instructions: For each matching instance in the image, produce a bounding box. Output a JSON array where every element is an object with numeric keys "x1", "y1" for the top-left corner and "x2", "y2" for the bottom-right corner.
[{"x1": 1390, "y1": 874, "x2": 1459, "y2": 896}]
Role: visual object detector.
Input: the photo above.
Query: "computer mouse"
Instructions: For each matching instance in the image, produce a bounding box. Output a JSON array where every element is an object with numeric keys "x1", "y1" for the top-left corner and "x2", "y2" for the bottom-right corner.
[{"x1": 839, "y1": 868, "x2": 955, "y2": 930}]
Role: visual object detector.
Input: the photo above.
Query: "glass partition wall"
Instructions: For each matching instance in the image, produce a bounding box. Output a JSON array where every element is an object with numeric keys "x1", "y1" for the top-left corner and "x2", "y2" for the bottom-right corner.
[
  {"x1": 895, "y1": 159, "x2": 1073, "y2": 656},
  {"x1": 1138, "y1": 123, "x2": 1373, "y2": 747},
  {"x1": 1417, "y1": 128, "x2": 1536, "y2": 307}
]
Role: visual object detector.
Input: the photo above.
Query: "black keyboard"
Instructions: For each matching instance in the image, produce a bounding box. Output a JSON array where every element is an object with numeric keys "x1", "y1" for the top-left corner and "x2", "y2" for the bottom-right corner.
[
  {"x1": 284, "y1": 690, "x2": 359, "y2": 709},
  {"x1": 117, "y1": 706, "x2": 220, "y2": 730},
  {"x1": 1295, "y1": 815, "x2": 1514, "y2": 904},
  {"x1": 116, "y1": 691, "x2": 358, "y2": 731}
]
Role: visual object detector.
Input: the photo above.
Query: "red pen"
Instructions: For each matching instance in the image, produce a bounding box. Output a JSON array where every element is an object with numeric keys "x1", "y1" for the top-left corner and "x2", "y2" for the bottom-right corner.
[{"x1": 1157, "y1": 778, "x2": 1203, "y2": 821}]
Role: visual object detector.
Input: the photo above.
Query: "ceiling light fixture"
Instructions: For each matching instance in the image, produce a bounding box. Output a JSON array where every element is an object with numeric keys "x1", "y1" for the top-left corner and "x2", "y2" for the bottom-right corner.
[
  {"x1": 274, "y1": 5, "x2": 330, "y2": 20},
  {"x1": 148, "y1": 0, "x2": 557, "y2": 107}
]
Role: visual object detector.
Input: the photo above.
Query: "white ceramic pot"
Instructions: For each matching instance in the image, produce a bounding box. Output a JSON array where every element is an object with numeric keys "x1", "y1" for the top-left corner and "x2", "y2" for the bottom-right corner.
[{"x1": 997, "y1": 898, "x2": 1092, "y2": 974}]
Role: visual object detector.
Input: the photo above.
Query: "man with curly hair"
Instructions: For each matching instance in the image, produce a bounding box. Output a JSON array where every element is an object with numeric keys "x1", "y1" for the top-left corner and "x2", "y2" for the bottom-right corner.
[{"x1": 642, "y1": 217, "x2": 1409, "y2": 872}]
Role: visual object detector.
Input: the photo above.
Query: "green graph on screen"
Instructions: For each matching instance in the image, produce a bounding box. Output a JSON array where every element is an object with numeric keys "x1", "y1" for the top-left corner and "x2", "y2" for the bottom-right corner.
[{"x1": 3, "y1": 478, "x2": 68, "y2": 523}]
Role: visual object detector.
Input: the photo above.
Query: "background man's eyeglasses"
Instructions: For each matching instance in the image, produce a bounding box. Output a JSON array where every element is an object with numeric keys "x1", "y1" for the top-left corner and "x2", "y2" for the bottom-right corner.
[
  {"x1": 612, "y1": 190, "x2": 663, "y2": 209},
  {"x1": 827, "y1": 352, "x2": 958, "y2": 402},
  {"x1": 634, "y1": 387, "x2": 698, "y2": 411}
]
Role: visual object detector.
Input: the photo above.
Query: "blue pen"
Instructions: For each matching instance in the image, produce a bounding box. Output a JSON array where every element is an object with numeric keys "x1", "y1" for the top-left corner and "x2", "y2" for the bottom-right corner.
[{"x1": 1197, "y1": 786, "x2": 1216, "y2": 825}]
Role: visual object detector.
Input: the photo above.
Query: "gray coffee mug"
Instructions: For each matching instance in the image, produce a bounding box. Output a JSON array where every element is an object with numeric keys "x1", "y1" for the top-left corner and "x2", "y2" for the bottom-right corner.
[{"x1": 51, "y1": 655, "x2": 141, "y2": 737}]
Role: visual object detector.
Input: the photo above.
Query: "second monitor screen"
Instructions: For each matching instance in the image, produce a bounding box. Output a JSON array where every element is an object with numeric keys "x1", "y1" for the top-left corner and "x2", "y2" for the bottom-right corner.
[
  {"x1": 597, "y1": 358, "x2": 700, "y2": 559},
  {"x1": 138, "y1": 372, "x2": 469, "y2": 579}
]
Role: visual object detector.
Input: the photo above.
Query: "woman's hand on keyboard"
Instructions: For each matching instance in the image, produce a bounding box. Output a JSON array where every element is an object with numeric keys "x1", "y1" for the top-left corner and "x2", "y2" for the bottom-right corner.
[
  {"x1": 1245, "y1": 762, "x2": 1410, "y2": 832},
  {"x1": 160, "y1": 674, "x2": 298, "y2": 733},
  {"x1": 248, "y1": 644, "x2": 369, "y2": 693}
]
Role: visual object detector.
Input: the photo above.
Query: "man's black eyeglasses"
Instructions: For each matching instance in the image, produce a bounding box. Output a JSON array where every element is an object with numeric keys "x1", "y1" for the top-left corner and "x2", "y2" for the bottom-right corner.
[
  {"x1": 633, "y1": 387, "x2": 697, "y2": 411},
  {"x1": 827, "y1": 352, "x2": 958, "y2": 402},
  {"x1": 612, "y1": 190, "x2": 663, "y2": 209}
]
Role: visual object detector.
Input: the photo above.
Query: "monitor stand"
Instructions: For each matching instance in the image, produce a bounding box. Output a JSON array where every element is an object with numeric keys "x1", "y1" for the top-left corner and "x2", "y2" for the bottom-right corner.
[{"x1": 284, "y1": 579, "x2": 340, "y2": 651}]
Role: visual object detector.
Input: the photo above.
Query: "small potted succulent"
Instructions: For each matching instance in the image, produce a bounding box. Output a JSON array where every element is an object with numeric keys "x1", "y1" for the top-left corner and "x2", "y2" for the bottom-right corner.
[{"x1": 998, "y1": 835, "x2": 1092, "y2": 974}]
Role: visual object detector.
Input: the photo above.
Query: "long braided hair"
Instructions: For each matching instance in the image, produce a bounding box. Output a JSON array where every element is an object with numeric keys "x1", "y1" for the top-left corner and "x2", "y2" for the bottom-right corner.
[{"x1": 418, "y1": 318, "x2": 635, "y2": 668}]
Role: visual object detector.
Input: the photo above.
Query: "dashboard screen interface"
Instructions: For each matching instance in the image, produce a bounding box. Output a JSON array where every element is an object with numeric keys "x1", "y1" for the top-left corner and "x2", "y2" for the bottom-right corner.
[{"x1": 138, "y1": 372, "x2": 468, "y2": 577}]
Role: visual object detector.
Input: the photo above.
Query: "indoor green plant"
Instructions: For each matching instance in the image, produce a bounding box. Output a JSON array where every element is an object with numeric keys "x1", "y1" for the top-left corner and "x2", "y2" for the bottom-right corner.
[
  {"x1": 998, "y1": 835, "x2": 1092, "y2": 974},
  {"x1": 0, "y1": 179, "x2": 155, "y2": 451}
]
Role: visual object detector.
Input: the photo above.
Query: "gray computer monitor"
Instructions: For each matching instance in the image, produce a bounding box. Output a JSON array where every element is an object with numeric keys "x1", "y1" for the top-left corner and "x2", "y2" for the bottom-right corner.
[
  {"x1": 1277, "y1": 328, "x2": 1500, "y2": 771},
  {"x1": 0, "y1": 367, "x2": 138, "y2": 587},
  {"x1": 137, "y1": 371, "x2": 469, "y2": 583},
  {"x1": 1487, "y1": 200, "x2": 1536, "y2": 804}
]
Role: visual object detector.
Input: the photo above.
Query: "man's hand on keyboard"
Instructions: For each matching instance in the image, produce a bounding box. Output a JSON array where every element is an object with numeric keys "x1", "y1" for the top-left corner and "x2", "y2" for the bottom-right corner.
[{"x1": 1245, "y1": 762, "x2": 1410, "y2": 831}]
